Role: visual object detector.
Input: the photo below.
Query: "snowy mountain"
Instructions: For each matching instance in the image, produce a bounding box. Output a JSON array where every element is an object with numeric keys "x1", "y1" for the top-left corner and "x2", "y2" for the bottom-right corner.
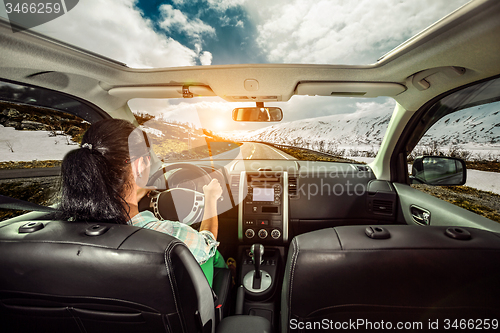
[
  {"x1": 224, "y1": 102, "x2": 500, "y2": 156},
  {"x1": 224, "y1": 101, "x2": 393, "y2": 155},
  {"x1": 420, "y1": 103, "x2": 500, "y2": 146}
]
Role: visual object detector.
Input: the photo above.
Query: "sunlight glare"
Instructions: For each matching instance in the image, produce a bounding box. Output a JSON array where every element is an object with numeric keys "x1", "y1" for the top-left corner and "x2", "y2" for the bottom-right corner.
[{"x1": 214, "y1": 118, "x2": 227, "y2": 130}]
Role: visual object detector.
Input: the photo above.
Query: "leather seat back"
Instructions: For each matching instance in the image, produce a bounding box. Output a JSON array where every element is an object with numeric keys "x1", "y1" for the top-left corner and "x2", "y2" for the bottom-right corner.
[
  {"x1": 282, "y1": 225, "x2": 500, "y2": 332},
  {"x1": 0, "y1": 220, "x2": 215, "y2": 333}
]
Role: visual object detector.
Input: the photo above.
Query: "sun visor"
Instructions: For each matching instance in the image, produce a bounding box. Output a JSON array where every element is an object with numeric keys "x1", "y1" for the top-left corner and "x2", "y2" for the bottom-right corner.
[
  {"x1": 295, "y1": 82, "x2": 406, "y2": 97},
  {"x1": 108, "y1": 86, "x2": 216, "y2": 99}
]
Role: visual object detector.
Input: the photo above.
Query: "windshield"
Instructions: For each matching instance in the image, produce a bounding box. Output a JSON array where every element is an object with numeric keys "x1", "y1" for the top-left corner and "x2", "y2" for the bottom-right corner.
[{"x1": 128, "y1": 96, "x2": 395, "y2": 163}]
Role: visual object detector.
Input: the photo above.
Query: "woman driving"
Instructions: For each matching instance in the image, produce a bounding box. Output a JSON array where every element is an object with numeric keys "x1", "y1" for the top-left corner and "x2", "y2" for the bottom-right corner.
[{"x1": 57, "y1": 118, "x2": 224, "y2": 285}]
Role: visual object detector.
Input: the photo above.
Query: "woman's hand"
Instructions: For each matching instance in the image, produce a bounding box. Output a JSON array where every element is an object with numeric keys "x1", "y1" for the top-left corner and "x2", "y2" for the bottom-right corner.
[
  {"x1": 136, "y1": 186, "x2": 156, "y2": 202},
  {"x1": 200, "y1": 178, "x2": 222, "y2": 239},
  {"x1": 203, "y1": 178, "x2": 222, "y2": 203}
]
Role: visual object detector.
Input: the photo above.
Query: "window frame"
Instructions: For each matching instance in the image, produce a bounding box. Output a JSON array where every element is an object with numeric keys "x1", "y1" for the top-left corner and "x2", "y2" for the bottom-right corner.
[{"x1": 391, "y1": 74, "x2": 500, "y2": 184}]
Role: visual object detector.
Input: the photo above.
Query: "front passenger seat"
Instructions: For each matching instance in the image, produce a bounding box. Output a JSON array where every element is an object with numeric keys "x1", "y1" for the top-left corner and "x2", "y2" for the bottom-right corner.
[
  {"x1": 282, "y1": 225, "x2": 500, "y2": 332},
  {"x1": 0, "y1": 220, "x2": 217, "y2": 333}
]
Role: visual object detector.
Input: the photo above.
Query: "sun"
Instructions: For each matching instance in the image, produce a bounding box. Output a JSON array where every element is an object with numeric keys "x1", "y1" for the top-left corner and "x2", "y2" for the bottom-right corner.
[{"x1": 214, "y1": 118, "x2": 227, "y2": 130}]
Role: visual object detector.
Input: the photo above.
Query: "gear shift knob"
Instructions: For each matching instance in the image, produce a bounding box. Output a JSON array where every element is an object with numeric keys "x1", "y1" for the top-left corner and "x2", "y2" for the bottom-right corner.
[
  {"x1": 243, "y1": 243, "x2": 271, "y2": 293},
  {"x1": 250, "y1": 244, "x2": 264, "y2": 279}
]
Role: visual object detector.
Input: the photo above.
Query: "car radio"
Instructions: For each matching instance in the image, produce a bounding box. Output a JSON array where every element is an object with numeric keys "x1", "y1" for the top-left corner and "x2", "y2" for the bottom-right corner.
[
  {"x1": 238, "y1": 171, "x2": 288, "y2": 243},
  {"x1": 247, "y1": 183, "x2": 281, "y2": 205}
]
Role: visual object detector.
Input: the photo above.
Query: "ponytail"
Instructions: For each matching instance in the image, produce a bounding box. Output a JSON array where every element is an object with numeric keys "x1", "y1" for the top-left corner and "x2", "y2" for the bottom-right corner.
[{"x1": 57, "y1": 119, "x2": 146, "y2": 224}]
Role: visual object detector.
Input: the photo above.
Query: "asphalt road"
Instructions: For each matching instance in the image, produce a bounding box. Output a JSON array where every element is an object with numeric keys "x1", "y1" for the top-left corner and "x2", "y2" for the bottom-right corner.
[
  {"x1": 0, "y1": 166, "x2": 61, "y2": 179},
  {"x1": 209, "y1": 142, "x2": 296, "y2": 160}
]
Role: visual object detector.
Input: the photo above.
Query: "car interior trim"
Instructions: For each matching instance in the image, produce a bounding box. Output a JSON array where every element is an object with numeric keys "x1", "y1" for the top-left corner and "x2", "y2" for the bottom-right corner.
[
  {"x1": 108, "y1": 85, "x2": 217, "y2": 99},
  {"x1": 238, "y1": 171, "x2": 246, "y2": 241},
  {"x1": 283, "y1": 171, "x2": 289, "y2": 243},
  {"x1": 295, "y1": 81, "x2": 407, "y2": 98}
]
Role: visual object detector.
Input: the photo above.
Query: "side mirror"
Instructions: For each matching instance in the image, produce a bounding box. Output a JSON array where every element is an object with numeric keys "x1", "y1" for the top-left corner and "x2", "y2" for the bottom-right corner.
[
  {"x1": 232, "y1": 107, "x2": 283, "y2": 122},
  {"x1": 411, "y1": 156, "x2": 467, "y2": 186}
]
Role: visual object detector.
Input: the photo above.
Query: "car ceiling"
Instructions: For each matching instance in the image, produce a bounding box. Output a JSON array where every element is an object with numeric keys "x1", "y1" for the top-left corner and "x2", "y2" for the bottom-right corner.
[{"x1": 0, "y1": 0, "x2": 499, "y2": 119}]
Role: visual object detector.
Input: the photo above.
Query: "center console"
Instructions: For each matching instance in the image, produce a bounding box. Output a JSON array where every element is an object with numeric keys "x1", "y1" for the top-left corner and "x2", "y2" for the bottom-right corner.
[
  {"x1": 238, "y1": 171, "x2": 289, "y2": 243},
  {"x1": 236, "y1": 243, "x2": 283, "y2": 330},
  {"x1": 235, "y1": 171, "x2": 289, "y2": 331}
]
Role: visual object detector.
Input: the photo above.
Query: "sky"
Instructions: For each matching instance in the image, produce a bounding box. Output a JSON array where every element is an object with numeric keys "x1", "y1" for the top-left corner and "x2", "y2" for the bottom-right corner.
[
  {"x1": 0, "y1": 0, "x2": 471, "y2": 67},
  {"x1": 0, "y1": 0, "x2": 471, "y2": 131}
]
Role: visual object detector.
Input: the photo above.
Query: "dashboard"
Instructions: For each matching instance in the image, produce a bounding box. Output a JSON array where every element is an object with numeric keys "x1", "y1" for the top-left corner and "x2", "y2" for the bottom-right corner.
[{"x1": 164, "y1": 159, "x2": 399, "y2": 245}]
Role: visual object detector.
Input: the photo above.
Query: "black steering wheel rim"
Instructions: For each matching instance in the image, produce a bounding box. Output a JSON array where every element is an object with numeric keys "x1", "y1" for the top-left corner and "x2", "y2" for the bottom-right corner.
[{"x1": 147, "y1": 163, "x2": 212, "y2": 188}]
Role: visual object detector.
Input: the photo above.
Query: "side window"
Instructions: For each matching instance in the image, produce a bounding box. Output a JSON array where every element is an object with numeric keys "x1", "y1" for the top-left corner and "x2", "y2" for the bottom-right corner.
[
  {"x1": 408, "y1": 78, "x2": 500, "y2": 223},
  {"x1": 0, "y1": 81, "x2": 97, "y2": 221}
]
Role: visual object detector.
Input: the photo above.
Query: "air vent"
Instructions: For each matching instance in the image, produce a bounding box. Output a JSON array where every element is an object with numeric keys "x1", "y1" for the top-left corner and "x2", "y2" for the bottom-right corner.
[
  {"x1": 231, "y1": 175, "x2": 240, "y2": 203},
  {"x1": 288, "y1": 177, "x2": 298, "y2": 198},
  {"x1": 372, "y1": 200, "x2": 393, "y2": 215}
]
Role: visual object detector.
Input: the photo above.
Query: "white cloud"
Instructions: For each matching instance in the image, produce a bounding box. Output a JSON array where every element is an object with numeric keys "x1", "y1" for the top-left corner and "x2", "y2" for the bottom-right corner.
[
  {"x1": 159, "y1": 4, "x2": 216, "y2": 40},
  {"x1": 246, "y1": 0, "x2": 470, "y2": 64},
  {"x1": 354, "y1": 99, "x2": 396, "y2": 116},
  {"x1": 199, "y1": 51, "x2": 213, "y2": 65},
  {"x1": 205, "y1": 0, "x2": 248, "y2": 12},
  {"x1": 158, "y1": 4, "x2": 216, "y2": 65},
  {"x1": 169, "y1": 0, "x2": 247, "y2": 12},
  {"x1": 11, "y1": 0, "x2": 211, "y2": 68}
]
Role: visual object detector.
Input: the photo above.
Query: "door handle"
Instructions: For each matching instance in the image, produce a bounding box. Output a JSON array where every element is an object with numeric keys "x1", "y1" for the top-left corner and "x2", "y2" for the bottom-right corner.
[{"x1": 410, "y1": 205, "x2": 431, "y2": 225}]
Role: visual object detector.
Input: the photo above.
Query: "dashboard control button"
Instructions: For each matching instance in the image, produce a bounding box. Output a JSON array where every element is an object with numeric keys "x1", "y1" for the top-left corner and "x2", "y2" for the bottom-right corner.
[
  {"x1": 271, "y1": 229, "x2": 281, "y2": 239},
  {"x1": 245, "y1": 229, "x2": 255, "y2": 239},
  {"x1": 258, "y1": 229, "x2": 268, "y2": 239},
  {"x1": 245, "y1": 220, "x2": 255, "y2": 226},
  {"x1": 258, "y1": 219, "x2": 269, "y2": 226}
]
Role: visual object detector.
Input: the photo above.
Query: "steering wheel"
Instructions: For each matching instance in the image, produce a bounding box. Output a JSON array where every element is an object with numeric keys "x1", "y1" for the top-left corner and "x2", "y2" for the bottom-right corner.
[{"x1": 145, "y1": 163, "x2": 214, "y2": 225}]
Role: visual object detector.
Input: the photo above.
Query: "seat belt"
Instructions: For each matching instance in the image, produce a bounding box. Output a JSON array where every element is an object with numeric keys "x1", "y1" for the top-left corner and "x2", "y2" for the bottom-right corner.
[{"x1": 0, "y1": 195, "x2": 56, "y2": 212}]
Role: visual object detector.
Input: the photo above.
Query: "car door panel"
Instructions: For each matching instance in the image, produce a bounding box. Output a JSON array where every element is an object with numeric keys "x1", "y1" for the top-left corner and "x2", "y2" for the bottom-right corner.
[{"x1": 393, "y1": 183, "x2": 500, "y2": 232}]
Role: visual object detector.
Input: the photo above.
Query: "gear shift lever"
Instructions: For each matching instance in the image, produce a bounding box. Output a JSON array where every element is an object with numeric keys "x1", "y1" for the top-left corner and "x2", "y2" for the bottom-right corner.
[
  {"x1": 250, "y1": 244, "x2": 264, "y2": 289},
  {"x1": 243, "y1": 243, "x2": 271, "y2": 293},
  {"x1": 250, "y1": 244, "x2": 264, "y2": 279}
]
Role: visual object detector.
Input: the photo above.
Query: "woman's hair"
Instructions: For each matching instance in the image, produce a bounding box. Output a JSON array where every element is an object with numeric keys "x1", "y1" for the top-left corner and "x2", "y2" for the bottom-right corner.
[{"x1": 57, "y1": 118, "x2": 149, "y2": 224}]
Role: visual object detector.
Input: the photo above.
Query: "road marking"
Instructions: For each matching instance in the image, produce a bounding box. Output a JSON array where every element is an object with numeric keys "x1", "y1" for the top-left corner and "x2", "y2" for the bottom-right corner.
[
  {"x1": 249, "y1": 144, "x2": 256, "y2": 159},
  {"x1": 267, "y1": 145, "x2": 293, "y2": 160},
  {"x1": 245, "y1": 143, "x2": 256, "y2": 159}
]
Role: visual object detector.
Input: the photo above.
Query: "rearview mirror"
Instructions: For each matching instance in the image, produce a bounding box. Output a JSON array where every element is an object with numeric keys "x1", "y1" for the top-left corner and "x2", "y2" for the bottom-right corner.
[
  {"x1": 411, "y1": 156, "x2": 466, "y2": 186},
  {"x1": 232, "y1": 107, "x2": 283, "y2": 122}
]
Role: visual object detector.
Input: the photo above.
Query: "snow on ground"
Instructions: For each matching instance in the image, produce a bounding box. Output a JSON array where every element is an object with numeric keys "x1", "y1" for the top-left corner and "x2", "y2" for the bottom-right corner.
[
  {"x1": 0, "y1": 125, "x2": 77, "y2": 162},
  {"x1": 140, "y1": 125, "x2": 164, "y2": 138},
  {"x1": 465, "y1": 170, "x2": 500, "y2": 195}
]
